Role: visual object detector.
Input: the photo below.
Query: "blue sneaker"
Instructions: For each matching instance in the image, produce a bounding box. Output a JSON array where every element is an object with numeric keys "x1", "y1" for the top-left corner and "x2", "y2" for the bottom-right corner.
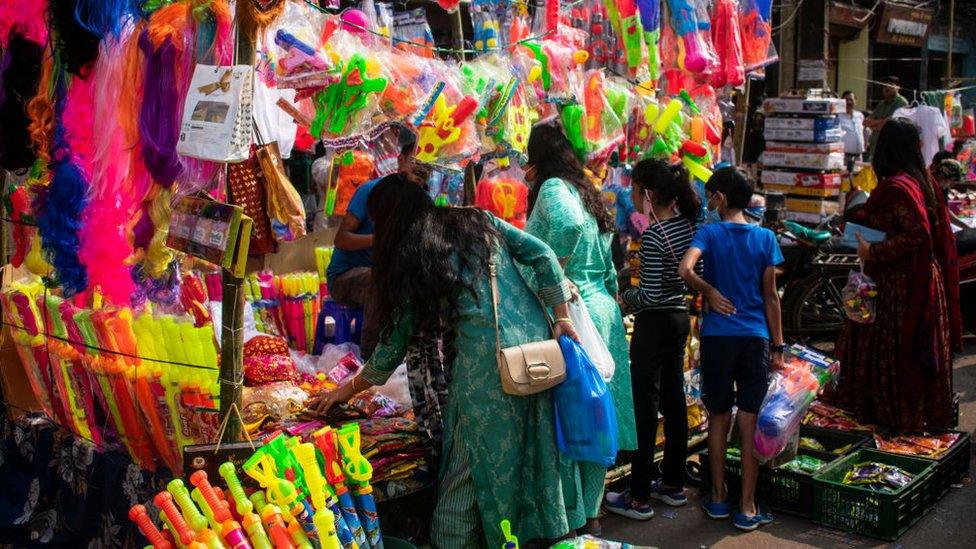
[
  {"x1": 604, "y1": 490, "x2": 655, "y2": 520},
  {"x1": 701, "y1": 495, "x2": 731, "y2": 519},
  {"x1": 649, "y1": 480, "x2": 687, "y2": 507},
  {"x1": 733, "y1": 510, "x2": 774, "y2": 531}
]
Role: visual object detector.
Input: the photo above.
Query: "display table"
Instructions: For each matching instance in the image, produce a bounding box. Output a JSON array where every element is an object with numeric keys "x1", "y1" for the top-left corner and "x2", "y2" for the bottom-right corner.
[{"x1": 0, "y1": 413, "x2": 170, "y2": 547}]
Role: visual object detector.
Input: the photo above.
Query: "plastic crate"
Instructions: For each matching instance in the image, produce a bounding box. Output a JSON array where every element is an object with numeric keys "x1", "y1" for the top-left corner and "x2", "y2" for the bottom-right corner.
[
  {"x1": 876, "y1": 431, "x2": 971, "y2": 498},
  {"x1": 701, "y1": 447, "x2": 840, "y2": 518},
  {"x1": 812, "y1": 449, "x2": 937, "y2": 540},
  {"x1": 799, "y1": 425, "x2": 872, "y2": 463}
]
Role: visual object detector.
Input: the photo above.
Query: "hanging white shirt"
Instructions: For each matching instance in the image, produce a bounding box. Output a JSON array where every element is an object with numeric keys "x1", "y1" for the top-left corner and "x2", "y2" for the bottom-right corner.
[
  {"x1": 838, "y1": 111, "x2": 865, "y2": 154},
  {"x1": 892, "y1": 105, "x2": 949, "y2": 164}
]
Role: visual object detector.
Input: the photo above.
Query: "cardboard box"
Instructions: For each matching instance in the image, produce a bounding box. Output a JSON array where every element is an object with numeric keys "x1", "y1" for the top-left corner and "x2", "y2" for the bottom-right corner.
[
  {"x1": 764, "y1": 116, "x2": 839, "y2": 131},
  {"x1": 786, "y1": 210, "x2": 831, "y2": 224},
  {"x1": 786, "y1": 197, "x2": 841, "y2": 215},
  {"x1": 764, "y1": 141, "x2": 845, "y2": 155},
  {"x1": 764, "y1": 127, "x2": 844, "y2": 143},
  {"x1": 761, "y1": 170, "x2": 844, "y2": 188},
  {"x1": 763, "y1": 97, "x2": 846, "y2": 115},
  {"x1": 761, "y1": 151, "x2": 845, "y2": 171},
  {"x1": 763, "y1": 184, "x2": 842, "y2": 198}
]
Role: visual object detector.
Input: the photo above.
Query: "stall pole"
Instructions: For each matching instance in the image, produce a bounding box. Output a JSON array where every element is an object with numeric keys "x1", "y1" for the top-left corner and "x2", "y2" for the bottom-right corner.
[
  {"x1": 948, "y1": 0, "x2": 955, "y2": 82},
  {"x1": 217, "y1": 23, "x2": 256, "y2": 443}
]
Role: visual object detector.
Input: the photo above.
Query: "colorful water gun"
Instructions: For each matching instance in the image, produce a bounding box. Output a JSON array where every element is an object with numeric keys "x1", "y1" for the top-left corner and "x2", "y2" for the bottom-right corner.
[
  {"x1": 605, "y1": 0, "x2": 644, "y2": 73},
  {"x1": 635, "y1": 0, "x2": 661, "y2": 79},
  {"x1": 561, "y1": 103, "x2": 588, "y2": 160},
  {"x1": 129, "y1": 504, "x2": 174, "y2": 549},
  {"x1": 520, "y1": 41, "x2": 551, "y2": 91},
  {"x1": 337, "y1": 423, "x2": 381, "y2": 549},
  {"x1": 500, "y1": 519, "x2": 519, "y2": 549},
  {"x1": 251, "y1": 492, "x2": 299, "y2": 549},
  {"x1": 710, "y1": 0, "x2": 745, "y2": 87},
  {"x1": 754, "y1": 362, "x2": 822, "y2": 460},
  {"x1": 584, "y1": 71, "x2": 606, "y2": 144},
  {"x1": 665, "y1": 0, "x2": 710, "y2": 73},
  {"x1": 332, "y1": 150, "x2": 376, "y2": 217},
  {"x1": 243, "y1": 448, "x2": 314, "y2": 543},
  {"x1": 415, "y1": 94, "x2": 479, "y2": 164},
  {"x1": 314, "y1": 426, "x2": 368, "y2": 548},
  {"x1": 190, "y1": 470, "x2": 253, "y2": 549},
  {"x1": 312, "y1": 54, "x2": 387, "y2": 137},
  {"x1": 154, "y1": 490, "x2": 197, "y2": 548},
  {"x1": 292, "y1": 442, "x2": 344, "y2": 549},
  {"x1": 5, "y1": 184, "x2": 34, "y2": 268},
  {"x1": 739, "y1": 0, "x2": 773, "y2": 71},
  {"x1": 0, "y1": 285, "x2": 56, "y2": 420},
  {"x1": 275, "y1": 30, "x2": 330, "y2": 74}
]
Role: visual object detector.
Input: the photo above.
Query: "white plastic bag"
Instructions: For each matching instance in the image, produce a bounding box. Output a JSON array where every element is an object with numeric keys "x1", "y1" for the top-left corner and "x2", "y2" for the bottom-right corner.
[
  {"x1": 567, "y1": 299, "x2": 615, "y2": 381},
  {"x1": 177, "y1": 64, "x2": 253, "y2": 162}
]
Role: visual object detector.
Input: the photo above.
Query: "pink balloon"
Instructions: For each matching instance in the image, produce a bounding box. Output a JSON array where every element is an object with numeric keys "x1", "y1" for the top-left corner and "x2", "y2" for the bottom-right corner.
[{"x1": 340, "y1": 9, "x2": 369, "y2": 35}]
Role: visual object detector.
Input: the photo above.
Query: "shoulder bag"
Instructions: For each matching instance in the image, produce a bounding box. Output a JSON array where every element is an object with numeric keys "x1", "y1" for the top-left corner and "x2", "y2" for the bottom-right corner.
[{"x1": 488, "y1": 259, "x2": 566, "y2": 395}]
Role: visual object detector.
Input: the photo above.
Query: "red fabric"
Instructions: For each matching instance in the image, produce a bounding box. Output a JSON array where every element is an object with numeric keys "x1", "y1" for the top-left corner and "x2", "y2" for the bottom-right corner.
[{"x1": 831, "y1": 173, "x2": 956, "y2": 432}]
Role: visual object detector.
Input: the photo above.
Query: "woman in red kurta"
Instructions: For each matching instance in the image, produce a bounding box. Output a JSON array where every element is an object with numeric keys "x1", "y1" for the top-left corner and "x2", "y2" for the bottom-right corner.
[{"x1": 832, "y1": 119, "x2": 961, "y2": 433}]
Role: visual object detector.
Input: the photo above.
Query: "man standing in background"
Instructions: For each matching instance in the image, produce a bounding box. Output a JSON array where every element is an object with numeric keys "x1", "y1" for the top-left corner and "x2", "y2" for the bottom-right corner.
[
  {"x1": 838, "y1": 90, "x2": 866, "y2": 171},
  {"x1": 864, "y1": 77, "x2": 908, "y2": 157}
]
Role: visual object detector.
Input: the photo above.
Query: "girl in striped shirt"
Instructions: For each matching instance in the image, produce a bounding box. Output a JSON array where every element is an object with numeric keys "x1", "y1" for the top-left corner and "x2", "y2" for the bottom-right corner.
[{"x1": 605, "y1": 159, "x2": 701, "y2": 519}]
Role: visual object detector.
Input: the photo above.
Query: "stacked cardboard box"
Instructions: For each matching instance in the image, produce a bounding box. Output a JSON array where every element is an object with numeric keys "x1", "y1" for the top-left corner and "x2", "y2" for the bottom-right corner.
[{"x1": 761, "y1": 97, "x2": 847, "y2": 224}]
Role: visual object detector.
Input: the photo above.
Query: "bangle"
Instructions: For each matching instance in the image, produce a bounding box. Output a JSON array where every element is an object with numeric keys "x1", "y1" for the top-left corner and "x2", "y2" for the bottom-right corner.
[{"x1": 553, "y1": 317, "x2": 574, "y2": 325}]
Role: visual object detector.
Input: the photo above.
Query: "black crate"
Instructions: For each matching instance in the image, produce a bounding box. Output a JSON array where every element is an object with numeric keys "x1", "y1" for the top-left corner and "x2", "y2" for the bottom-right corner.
[
  {"x1": 812, "y1": 449, "x2": 937, "y2": 541},
  {"x1": 799, "y1": 425, "x2": 872, "y2": 463}
]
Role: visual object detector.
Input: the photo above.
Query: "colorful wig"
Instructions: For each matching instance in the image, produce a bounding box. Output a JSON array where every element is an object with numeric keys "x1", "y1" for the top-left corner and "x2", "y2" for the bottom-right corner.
[
  {"x1": 0, "y1": 32, "x2": 44, "y2": 171},
  {"x1": 49, "y1": 0, "x2": 101, "y2": 76},
  {"x1": 1, "y1": 0, "x2": 49, "y2": 48},
  {"x1": 27, "y1": 49, "x2": 54, "y2": 162},
  {"x1": 34, "y1": 71, "x2": 90, "y2": 296},
  {"x1": 72, "y1": 0, "x2": 138, "y2": 39},
  {"x1": 138, "y1": 31, "x2": 184, "y2": 186}
]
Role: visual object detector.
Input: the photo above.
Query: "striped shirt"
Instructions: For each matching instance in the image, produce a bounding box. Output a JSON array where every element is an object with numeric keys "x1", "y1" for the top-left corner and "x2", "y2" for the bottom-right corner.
[{"x1": 622, "y1": 216, "x2": 696, "y2": 312}]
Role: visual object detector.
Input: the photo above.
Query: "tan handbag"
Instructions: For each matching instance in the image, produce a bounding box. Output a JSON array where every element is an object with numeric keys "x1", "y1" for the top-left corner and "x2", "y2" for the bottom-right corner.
[{"x1": 489, "y1": 261, "x2": 566, "y2": 395}]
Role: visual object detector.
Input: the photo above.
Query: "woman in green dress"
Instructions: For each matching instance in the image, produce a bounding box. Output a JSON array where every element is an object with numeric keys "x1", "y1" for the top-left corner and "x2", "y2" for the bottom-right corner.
[
  {"x1": 524, "y1": 125, "x2": 638, "y2": 534},
  {"x1": 308, "y1": 174, "x2": 581, "y2": 548}
]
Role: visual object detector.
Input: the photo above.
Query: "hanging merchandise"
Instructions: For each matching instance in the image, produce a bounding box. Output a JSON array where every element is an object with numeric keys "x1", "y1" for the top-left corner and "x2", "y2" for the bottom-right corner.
[
  {"x1": 739, "y1": 0, "x2": 776, "y2": 73},
  {"x1": 710, "y1": 0, "x2": 745, "y2": 88},
  {"x1": 256, "y1": 133, "x2": 307, "y2": 242},
  {"x1": 177, "y1": 65, "x2": 254, "y2": 162},
  {"x1": 475, "y1": 160, "x2": 529, "y2": 227},
  {"x1": 605, "y1": 0, "x2": 644, "y2": 75},
  {"x1": 228, "y1": 151, "x2": 278, "y2": 255},
  {"x1": 471, "y1": 0, "x2": 502, "y2": 53},
  {"x1": 393, "y1": 8, "x2": 437, "y2": 58},
  {"x1": 664, "y1": 0, "x2": 717, "y2": 74},
  {"x1": 331, "y1": 149, "x2": 376, "y2": 217}
]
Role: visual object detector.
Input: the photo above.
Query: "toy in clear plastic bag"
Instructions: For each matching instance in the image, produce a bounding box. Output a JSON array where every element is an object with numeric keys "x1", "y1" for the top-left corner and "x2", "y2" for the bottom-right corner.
[
  {"x1": 413, "y1": 73, "x2": 482, "y2": 169},
  {"x1": 311, "y1": 31, "x2": 390, "y2": 141},
  {"x1": 475, "y1": 161, "x2": 528, "y2": 227},
  {"x1": 665, "y1": 0, "x2": 718, "y2": 74},
  {"x1": 842, "y1": 270, "x2": 877, "y2": 324},
  {"x1": 568, "y1": 300, "x2": 615, "y2": 381},
  {"x1": 471, "y1": 0, "x2": 501, "y2": 54},
  {"x1": 754, "y1": 363, "x2": 821, "y2": 461},
  {"x1": 269, "y1": 1, "x2": 332, "y2": 93},
  {"x1": 554, "y1": 336, "x2": 618, "y2": 466},
  {"x1": 710, "y1": 0, "x2": 745, "y2": 88},
  {"x1": 739, "y1": 0, "x2": 775, "y2": 72},
  {"x1": 393, "y1": 8, "x2": 436, "y2": 58}
]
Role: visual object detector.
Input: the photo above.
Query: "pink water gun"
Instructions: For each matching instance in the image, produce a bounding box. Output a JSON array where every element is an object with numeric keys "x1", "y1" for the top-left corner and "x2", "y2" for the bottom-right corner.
[{"x1": 665, "y1": 0, "x2": 710, "y2": 73}]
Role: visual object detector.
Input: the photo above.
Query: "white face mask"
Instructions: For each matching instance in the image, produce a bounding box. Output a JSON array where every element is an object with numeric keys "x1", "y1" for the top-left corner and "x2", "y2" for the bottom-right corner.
[{"x1": 642, "y1": 190, "x2": 654, "y2": 219}]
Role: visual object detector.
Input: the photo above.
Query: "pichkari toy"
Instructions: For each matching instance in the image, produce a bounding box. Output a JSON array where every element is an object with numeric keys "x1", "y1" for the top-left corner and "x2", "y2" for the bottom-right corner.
[
  {"x1": 604, "y1": 0, "x2": 644, "y2": 74},
  {"x1": 635, "y1": 0, "x2": 662, "y2": 79},
  {"x1": 665, "y1": 0, "x2": 716, "y2": 73},
  {"x1": 312, "y1": 53, "x2": 388, "y2": 138}
]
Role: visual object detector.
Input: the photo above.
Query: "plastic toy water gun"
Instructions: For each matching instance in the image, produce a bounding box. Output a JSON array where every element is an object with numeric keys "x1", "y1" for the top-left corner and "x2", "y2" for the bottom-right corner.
[
  {"x1": 648, "y1": 97, "x2": 684, "y2": 157},
  {"x1": 500, "y1": 519, "x2": 519, "y2": 549},
  {"x1": 666, "y1": 0, "x2": 710, "y2": 73},
  {"x1": 561, "y1": 104, "x2": 588, "y2": 160},
  {"x1": 167, "y1": 478, "x2": 220, "y2": 546},
  {"x1": 154, "y1": 490, "x2": 197, "y2": 548},
  {"x1": 312, "y1": 54, "x2": 388, "y2": 137},
  {"x1": 0, "y1": 286, "x2": 57, "y2": 421},
  {"x1": 605, "y1": 0, "x2": 644, "y2": 73},
  {"x1": 520, "y1": 41, "x2": 551, "y2": 91},
  {"x1": 337, "y1": 423, "x2": 381, "y2": 549},
  {"x1": 314, "y1": 427, "x2": 368, "y2": 548},
  {"x1": 710, "y1": 0, "x2": 744, "y2": 87},
  {"x1": 754, "y1": 363, "x2": 821, "y2": 460},
  {"x1": 275, "y1": 30, "x2": 330, "y2": 74},
  {"x1": 191, "y1": 470, "x2": 253, "y2": 549},
  {"x1": 243, "y1": 448, "x2": 314, "y2": 542},
  {"x1": 584, "y1": 71, "x2": 605, "y2": 144},
  {"x1": 251, "y1": 492, "x2": 298, "y2": 549},
  {"x1": 292, "y1": 442, "x2": 345, "y2": 549},
  {"x1": 636, "y1": 0, "x2": 662, "y2": 79},
  {"x1": 415, "y1": 94, "x2": 479, "y2": 164},
  {"x1": 739, "y1": 0, "x2": 774, "y2": 71},
  {"x1": 130, "y1": 504, "x2": 174, "y2": 549}
]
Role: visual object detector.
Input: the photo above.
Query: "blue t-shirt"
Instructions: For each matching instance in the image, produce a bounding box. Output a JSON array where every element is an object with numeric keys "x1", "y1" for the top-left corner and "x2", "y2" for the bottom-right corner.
[
  {"x1": 690, "y1": 222, "x2": 784, "y2": 339},
  {"x1": 326, "y1": 178, "x2": 380, "y2": 283}
]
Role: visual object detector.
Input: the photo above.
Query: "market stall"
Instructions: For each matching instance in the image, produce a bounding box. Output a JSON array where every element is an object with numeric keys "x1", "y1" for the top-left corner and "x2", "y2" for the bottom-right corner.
[{"x1": 0, "y1": 0, "x2": 783, "y2": 547}]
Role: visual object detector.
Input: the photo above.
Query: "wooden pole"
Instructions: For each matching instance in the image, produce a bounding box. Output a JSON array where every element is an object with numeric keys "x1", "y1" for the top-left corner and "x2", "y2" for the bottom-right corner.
[{"x1": 217, "y1": 18, "x2": 256, "y2": 443}]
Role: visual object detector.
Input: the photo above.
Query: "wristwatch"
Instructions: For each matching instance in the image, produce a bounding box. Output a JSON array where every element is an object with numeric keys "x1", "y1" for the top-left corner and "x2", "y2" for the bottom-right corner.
[{"x1": 771, "y1": 343, "x2": 787, "y2": 354}]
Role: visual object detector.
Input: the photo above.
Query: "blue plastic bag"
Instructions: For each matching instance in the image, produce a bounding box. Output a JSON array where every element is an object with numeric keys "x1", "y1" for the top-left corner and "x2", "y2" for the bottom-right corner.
[{"x1": 554, "y1": 336, "x2": 618, "y2": 466}]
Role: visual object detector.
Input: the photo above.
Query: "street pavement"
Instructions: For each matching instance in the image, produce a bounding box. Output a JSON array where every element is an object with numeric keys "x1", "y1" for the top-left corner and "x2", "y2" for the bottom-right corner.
[{"x1": 600, "y1": 338, "x2": 976, "y2": 549}]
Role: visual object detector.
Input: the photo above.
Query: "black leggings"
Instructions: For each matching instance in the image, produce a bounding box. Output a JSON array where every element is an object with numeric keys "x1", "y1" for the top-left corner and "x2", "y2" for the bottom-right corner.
[{"x1": 629, "y1": 310, "x2": 691, "y2": 499}]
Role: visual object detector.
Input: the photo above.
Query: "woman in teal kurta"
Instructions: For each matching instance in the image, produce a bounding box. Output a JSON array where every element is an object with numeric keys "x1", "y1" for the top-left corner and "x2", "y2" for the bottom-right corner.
[
  {"x1": 524, "y1": 125, "x2": 637, "y2": 532},
  {"x1": 308, "y1": 175, "x2": 581, "y2": 548}
]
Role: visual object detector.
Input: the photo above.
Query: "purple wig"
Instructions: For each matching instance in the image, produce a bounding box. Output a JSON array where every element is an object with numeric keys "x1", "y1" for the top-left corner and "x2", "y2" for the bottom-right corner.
[{"x1": 138, "y1": 31, "x2": 183, "y2": 186}]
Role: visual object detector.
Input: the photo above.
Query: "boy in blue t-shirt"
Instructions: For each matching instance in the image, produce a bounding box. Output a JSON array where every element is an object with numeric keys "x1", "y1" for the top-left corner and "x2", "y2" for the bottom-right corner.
[{"x1": 678, "y1": 167, "x2": 785, "y2": 531}]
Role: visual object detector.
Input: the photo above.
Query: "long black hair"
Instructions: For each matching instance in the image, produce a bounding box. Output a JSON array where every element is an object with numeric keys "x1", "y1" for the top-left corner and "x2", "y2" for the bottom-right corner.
[
  {"x1": 631, "y1": 158, "x2": 701, "y2": 222},
  {"x1": 872, "y1": 118, "x2": 945, "y2": 230},
  {"x1": 367, "y1": 174, "x2": 498, "y2": 340},
  {"x1": 526, "y1": 123, "x2": 615, "y2": 233}
]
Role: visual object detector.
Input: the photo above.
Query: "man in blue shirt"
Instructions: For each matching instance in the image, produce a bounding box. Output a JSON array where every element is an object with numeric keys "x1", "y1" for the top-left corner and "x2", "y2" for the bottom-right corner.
[
  {"x1": 327, "y1": 129, "x2": 427, "y2": 357},
  {"x1": 678, "y1": 167, "x2": 784, "y2": 531}
]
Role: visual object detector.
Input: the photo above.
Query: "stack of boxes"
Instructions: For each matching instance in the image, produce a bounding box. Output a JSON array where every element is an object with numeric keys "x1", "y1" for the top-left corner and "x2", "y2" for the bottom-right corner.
[{"x1": 760, "y1": 97, "x2": 848, "y2": 224}]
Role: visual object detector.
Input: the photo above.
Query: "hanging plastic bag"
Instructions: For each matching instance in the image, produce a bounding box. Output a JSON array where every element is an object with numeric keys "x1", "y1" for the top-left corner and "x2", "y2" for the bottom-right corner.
[
  {"x1": 567, "y1": 300, "x2": 615, "y2": 381},
  {"x1": 554, "y1": 336, "x2": 618, "y2": 466},
  {"x1": 176, "y1": 64, "x2": 253, "y2": 162},
  {"x1": 842, "y1": 270, "x2": 877, "y2": 324}
]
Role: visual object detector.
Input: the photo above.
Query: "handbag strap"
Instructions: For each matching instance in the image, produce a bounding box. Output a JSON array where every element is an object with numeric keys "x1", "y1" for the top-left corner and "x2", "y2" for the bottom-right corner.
[{"x1": 489, "y1": 260, "x2": 503, "y2": 358}]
